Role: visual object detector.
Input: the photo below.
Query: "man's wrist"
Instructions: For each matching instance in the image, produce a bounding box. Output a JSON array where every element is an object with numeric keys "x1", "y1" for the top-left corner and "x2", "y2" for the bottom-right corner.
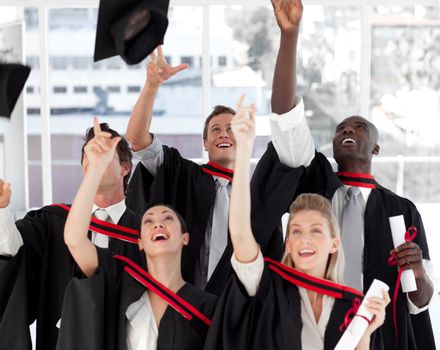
[
  {"x1": 85, "y1": 163, "x2": 107, "y2": 177},
  {"x1": 236, "y1": 141, "x2": 254, "y2": 153},
  {"x1": 145, "y1": 80, "x2": 160, "y2": 92},
  {"x1": 280, "y1": 25, "x2": 300, "y2": 36}
]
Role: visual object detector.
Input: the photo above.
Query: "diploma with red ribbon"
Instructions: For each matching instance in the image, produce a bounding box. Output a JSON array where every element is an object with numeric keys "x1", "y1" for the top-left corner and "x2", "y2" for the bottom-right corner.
[
  {"x1": 389, "y1": 215, "x2": 417, "y2": 293},
  {"x1": 335, "y1": 279, "x2": 389, "y2": 350}
]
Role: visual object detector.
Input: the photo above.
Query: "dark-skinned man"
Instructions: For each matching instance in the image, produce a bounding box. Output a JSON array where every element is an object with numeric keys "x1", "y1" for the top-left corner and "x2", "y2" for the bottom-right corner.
[{"x1": 251, "y1": 0, "x2": 437, "y2": 348}]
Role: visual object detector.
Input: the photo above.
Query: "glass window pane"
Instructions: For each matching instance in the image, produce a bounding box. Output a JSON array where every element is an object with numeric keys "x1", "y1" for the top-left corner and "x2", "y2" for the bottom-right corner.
[
  {"x1": 371, "y1": 6, "x2": 440, "y2": 157},
  {"x1": 371, "y1": 6, "x2": 440, "y2": 203},
  {"x1": 33, "y1": 6, "x2": 204, "y2": 202},
  {"x1": 53, "y1": 86, "x2": 67, "y2": 93},
  {"x1": 210, "y1": 5, "x2": 361, "y2": 157},
  {"x1": 150, "y1": 6, "x2": 204, "y2": 158},
  {"x1": 127, "y1": 86, "x2": 141, "y2": 93}
]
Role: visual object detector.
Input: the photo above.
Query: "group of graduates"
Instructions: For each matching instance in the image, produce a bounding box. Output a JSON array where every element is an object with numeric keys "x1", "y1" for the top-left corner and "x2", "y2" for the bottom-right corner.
[{"x1": 0, "y1": 0, "x2": 437, "y2": 349}]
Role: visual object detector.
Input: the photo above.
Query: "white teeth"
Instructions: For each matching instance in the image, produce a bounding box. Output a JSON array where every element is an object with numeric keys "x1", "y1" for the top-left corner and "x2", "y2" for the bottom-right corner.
[
  {"x1": 299, "y1": 249, "x2": 315, "y2": 255},
  {"x1": 342, "y1": 138, "x2": 356, "y2": 145},
  {"x1": 217, "y1": 143, "x2": 231, "y2": 148},
  {"x1": 152, "y1": 233, "x2": 168, "y2": 241}
]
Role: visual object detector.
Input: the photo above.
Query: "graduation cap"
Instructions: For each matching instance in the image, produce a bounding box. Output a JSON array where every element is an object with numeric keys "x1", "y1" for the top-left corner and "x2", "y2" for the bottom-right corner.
[
  {"x1": 94, "y1": 0, "x2": 170, "y2": 65},
  {"x1": 0, "y1": 63, "x2": 31, "y2": 119}
]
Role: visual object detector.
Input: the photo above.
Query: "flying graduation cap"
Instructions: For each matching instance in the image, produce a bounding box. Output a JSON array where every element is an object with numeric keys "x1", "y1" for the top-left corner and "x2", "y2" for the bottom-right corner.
[
  {"x1": 0, "y1": 63, "x2": 31, "y2": 119},
  {"x1": 94, "y1": 0, "x2": 170, "y2": 65}
]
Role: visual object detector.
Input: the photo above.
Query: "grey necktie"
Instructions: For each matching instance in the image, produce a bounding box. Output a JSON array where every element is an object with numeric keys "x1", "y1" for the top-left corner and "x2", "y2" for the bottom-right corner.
[
  {"x1": 341, "y1": 186, "x2": 364, "y2": 290},
  {"x1": 207, "y1": 178, "x2": 230, "y2": 280},
  {"x1": 93, "y1": 208, "x2": 110, "y2": 248}
]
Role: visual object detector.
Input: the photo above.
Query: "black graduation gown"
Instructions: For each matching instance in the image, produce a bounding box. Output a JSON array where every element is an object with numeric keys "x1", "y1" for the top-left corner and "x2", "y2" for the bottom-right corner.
[
  {"x1": 253, "y1": 143, "x2": 436, "y2": 350},
  {"x1": 56, "y1": 249, "x2": 217, "y2": 350},
  {"x1": 205, "y1": 258, "x2": 382, "y2": 350},
  {"x1": 126, "y1": 146, "x2": 298, "y2": 295},
  {"x1": 0, "y1": 204, "x2": 141, "y2": 350},
  {"x1": 0, "y1": 248, "x2": 32, "y2": 349}
]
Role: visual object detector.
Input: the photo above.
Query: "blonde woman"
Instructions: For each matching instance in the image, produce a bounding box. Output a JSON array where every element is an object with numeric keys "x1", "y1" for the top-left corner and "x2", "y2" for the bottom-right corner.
[{"x1": 205, "y1": 99, "x2": 390, "y2": 350}]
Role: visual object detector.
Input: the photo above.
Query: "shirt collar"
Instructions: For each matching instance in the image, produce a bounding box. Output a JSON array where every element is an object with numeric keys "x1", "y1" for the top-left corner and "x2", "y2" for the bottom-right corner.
[
  {"x1": 92, "y1": 199, "x2": 126, "y2": 224},
  {"x1": 343, "y1": 184, "x2": 372, "y2": 203}
]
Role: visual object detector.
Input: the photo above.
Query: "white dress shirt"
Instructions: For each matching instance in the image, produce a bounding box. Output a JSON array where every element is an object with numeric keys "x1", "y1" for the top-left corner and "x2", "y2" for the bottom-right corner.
[
  {"x1": 91, "y1": 200, "x2": 127, "y2": 248},
  {"x1": 269, "y1": 96, "x2": 438, "y2": 314},
  {"x1": 126, "y1": 292, "x2": 158, "y2": 350},
  {"x1": 0, "y1": 206, "x2": 23, "y2": 256},
  {"x1": 231, "y1": 252, "x2": 334, "y2": 350}
]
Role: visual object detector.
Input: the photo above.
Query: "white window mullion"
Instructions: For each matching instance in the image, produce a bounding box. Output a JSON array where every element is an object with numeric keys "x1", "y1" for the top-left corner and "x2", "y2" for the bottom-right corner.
[
  {"x1": 38, "y1": 4, "x2": 53, "y2": 205},
  {"x1": 201, "y1": 3, "x2": 211, "y2": 160},
  {"x1": 359, "y1": 5, "x2": 372, "y2": 119},
  {"x1": 359, "y1": 4, "x2": 372, "y2": 119}
]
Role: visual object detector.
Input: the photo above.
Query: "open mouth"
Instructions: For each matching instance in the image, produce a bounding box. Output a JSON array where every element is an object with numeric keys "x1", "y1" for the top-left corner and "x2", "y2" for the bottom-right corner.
[
  {"x1": 151, "y1": 232, "x2": 169, "y2": 242},
  {"x1": 216, "y1": 143, "x2": 232, "y2": 149},
  {"x1": 298, "y1": 249, "x2": 316, "y2": 257},
  {"x1": 341, "y1": 137, "x2": 357, "y2": 145}
]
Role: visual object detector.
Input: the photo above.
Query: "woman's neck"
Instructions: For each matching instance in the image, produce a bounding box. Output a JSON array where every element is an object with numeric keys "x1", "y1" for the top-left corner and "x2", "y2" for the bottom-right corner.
[
  {"x1": 306, "y1": 289, "x2": 324, "y2": 323},
  {"x1": 146, "y1": 254, "x2": 185, "y2": 292}
]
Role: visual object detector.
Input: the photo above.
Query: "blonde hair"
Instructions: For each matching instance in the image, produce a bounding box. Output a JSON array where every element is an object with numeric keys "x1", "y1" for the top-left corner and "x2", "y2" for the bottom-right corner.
[{"x1": 281, "y1": 193, "x2": 344, "y2": 283}]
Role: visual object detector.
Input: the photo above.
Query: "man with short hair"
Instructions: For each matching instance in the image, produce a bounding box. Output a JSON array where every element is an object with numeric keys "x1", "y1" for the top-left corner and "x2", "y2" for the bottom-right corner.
[
  {"x1": 125, "y1": 48, "x2": 250, "y2": 294},
  {"x1": 251, "y1": 0, "x2": 437, "y2": 347},
  {"x1": 0, "y1": 123, "x2": 140, "y2": 350},
  {"x1": 125, "y1": 1, "x2": 303, "y2": 295}
]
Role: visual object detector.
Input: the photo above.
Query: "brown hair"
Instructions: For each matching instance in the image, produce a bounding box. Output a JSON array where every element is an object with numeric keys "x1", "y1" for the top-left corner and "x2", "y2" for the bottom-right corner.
[
  {"x1": 282, "y1": 193, "x2": 344, "y2": 283},
  {"x1": 203, "y1": 105, "x2": 236, "y2": 140},
  {"x1": 81, "y1": 123, "x2": 133, "y2": 194}
]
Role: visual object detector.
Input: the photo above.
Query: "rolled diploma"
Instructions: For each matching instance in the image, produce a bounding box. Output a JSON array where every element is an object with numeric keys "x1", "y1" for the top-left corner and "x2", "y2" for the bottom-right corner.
[
  {"x1": 334, "y1": 279, "x2": 389, "y2": 350},
  {"x1": 389, "y1": 215, "x2": 417, "y2": 292}
]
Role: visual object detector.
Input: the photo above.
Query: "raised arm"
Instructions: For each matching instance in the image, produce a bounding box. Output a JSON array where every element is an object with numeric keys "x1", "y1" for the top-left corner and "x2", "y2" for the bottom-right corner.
[
  {"x1": 229, "y1": 97, "x2": 260, "y2": 263},
  {"x1": 126, "y1": 46, "x2": 188, "y2": 151},
  {"x1": 64, "y1": 118, "x2": 121, "y2": 277},
  {"x1": 271, "y1": 0, "x2": 303, "y2": 114}
]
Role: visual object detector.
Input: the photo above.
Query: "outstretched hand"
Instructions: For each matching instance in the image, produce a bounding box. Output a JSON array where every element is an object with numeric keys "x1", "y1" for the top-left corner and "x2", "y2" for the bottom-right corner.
[
  {"x1": 83, "y1": 117, "x2": 121, "y2": 172},
  {"x1": 271, "y1": 0, "x2": 303, "y2": 32},
  {"x1": 231, "y1": 95, "x2": 256, "y2": 149},
  {"x1": 146, "y1": 46, "x2": 189, "y2": 88},
  {"x1": 0, "y1": 179, "x2": 11, "y2": 208}
]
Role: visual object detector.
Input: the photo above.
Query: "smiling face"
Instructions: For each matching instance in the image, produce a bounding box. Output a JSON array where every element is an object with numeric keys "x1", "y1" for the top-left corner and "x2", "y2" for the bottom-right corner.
[
  {"x1": 203, "y1": 113, "x2": 236, "y2": 168},
  {"x1": 139, "y1": 205, "x2": 189, "y2": 258},
  {"x1": 332, "y1": 116, "x2": 380, "y2": 173},
  {"x1": 285, "y1": 209, "x2": 340, "y2": 279}
]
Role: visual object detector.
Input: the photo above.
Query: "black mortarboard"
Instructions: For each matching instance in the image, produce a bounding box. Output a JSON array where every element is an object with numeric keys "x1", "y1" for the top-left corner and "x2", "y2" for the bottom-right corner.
[
  {"x1": 0, "y1": 63, "x2": 31, "y2": 119},
  {"x1": 94, "y1": 0, "x2": 170, "y2": 65}
]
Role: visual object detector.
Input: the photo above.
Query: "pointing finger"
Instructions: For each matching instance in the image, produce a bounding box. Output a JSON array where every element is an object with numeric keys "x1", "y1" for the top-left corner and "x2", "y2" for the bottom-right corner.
[{"x1": 93, "y1": 117, "x2": 101, "y2": 136}]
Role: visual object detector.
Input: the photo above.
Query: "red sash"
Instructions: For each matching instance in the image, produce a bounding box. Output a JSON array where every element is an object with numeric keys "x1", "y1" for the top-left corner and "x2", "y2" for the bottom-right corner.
[
  {"x1": 52, "y1": 204, "x2": 139, "y2": 244},
  {"x1": 201, "y1": 162, "x2": 233, "y2": 182},
  {"x1": 114, "y1": 255, "x2": 212, "y2": 327}
]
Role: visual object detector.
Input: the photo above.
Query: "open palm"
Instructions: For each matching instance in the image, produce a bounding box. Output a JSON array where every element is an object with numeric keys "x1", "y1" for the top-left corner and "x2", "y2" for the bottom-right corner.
[
  {"x1": 271, "y1": 0, "x2": 303, "y2": 31},
  {"x1": 147, "y1": 46, "x2": 189, "y2": 88}
]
